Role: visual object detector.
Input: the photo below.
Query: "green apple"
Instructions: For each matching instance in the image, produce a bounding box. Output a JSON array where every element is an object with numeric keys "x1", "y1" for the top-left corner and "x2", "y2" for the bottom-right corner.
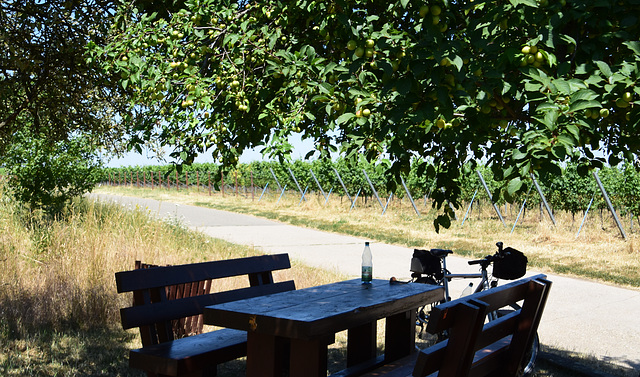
[
  {"x1": 431, "y1": 5, "x2": 442, "y2": 16},
  {"x1": 623, "y1": 92, "x2": 633, "y2": 102},
  {"x1": 599, "y1": 108, "x2": 610, "y2": 118},
  {"x1": 365, "y1": 39, "x2": 375, "y2": 48},
  {"x1": 355, "y1": 47, "x2": 364, "y2": 58},
  {"x1": 347, "y1": 40, "x2": 357, "y2": 50},
  {"x1": 362, "y1": 108, "x2": 371, "y2": 117},
  {"x1": 419, "y1": 5, "x2": 429, "y2": 17}
]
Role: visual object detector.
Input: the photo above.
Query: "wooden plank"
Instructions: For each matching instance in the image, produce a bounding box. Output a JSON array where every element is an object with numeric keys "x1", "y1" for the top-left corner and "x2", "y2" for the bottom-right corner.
[
  {"x1": 347, "y1": 322, "x2": 377, "y2": 367},
  {"x1": 121, "y1": 280, "x2": 295, "y2": 330},
  {"x1": 205, "y1": 279, "x2": 443, "y2": 340},
  {"x1": 116, "y1": 254, "x2": 291, "y2": 292},
  {"x1": 129, "y1": 328, "x2": 247, "y2": 376},
  {"x1": 384, "y1": 310, "x2": 415, "y2": 362}
]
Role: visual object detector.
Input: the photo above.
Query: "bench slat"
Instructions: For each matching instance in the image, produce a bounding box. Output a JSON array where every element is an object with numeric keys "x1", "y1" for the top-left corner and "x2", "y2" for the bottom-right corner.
[
  {"x1": 116, "y1": 253, "x2": 291, "y2": 293},
  {"x1": 121, "y1": 280, "x2": 296, "y2": 330},
  {"x1": 129, "y1": 328, "x2": 248, "y2": 377},
  {"x1": 413, "y1": 274, "x2": 551, "y2": 377}
]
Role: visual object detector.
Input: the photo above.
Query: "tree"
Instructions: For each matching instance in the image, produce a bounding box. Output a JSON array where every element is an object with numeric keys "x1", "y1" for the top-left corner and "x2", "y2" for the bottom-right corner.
[
  {"x1": 4, "y1": 130, "x2": 102, "y2": 214},
  {"x1": 95, "y1": 0, "x2": 640, "y2": 230},
  {"x1": 0, "y1": 0, "x2": 130, "y2": 207},
  {"x1": 0, "y1": 0, "x2": 128, "y2": 155}
]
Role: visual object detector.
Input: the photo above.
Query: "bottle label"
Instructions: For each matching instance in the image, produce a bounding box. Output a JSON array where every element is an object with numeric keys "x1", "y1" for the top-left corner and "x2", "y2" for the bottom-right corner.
[{"x1": 362, "y1": 266, "x2": 372, "y2": 283}]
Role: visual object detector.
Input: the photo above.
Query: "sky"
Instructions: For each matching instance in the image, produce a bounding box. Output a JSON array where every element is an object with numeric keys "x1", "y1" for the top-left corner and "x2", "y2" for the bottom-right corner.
[{"x1": 103, "y1": 133, "x2": 318, "y2": 167}]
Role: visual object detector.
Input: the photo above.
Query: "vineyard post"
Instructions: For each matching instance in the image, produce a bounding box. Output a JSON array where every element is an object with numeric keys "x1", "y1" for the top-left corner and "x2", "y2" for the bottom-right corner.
[
  {"x1": 461, "y1": 188, "x2": 479, "y2": 225},
  {"x1": 143, "y1": 171, "x2": 146, "y2": 187},
  {"x1": 136, "y1": 171, "x2": 139, "y2": 188},
  {"x1": 258, "y1": 182, "x2": 269, "y2": 202},
  {"x1": 309, "y1": 169, "x2": 327, "y2": 201},
  {"x1": 208, "y1": 171, "x2": 212, "y2": 196},
  {"x1": 151, "y1": 171, "x2": 154, "y2": 189},
  {"x1": 350, "y1": 188, "x2": 362, "y2": 211},
  {"x1": 593, "y1": 170, "x2": 627, "y2": 240},
  {"x1": 269, "y1": 167, "x2": 283, "y2": 192},
  {"x1": 196, "y1": 171, "x2": 200, "y2": 193},
  {"x1": 186, "y1": 171, "x2": 189, "y2": 189},
  {"x1": 382, "y1": 192, "x2": 393, "y2": 215},
  {"x1": 576, "y1": 191, "x2": 597, "y2": 238},
  {"x1": 362, "y1": 169, "x2": 384, "y2": 210},
  {"x1": 324, "y1": 187, "x2": 333, "y2": 204},
  {"x1": 441, "y1": 187, "x2": 458, "y2": 220},
  {"x1": 298, "y1": 186, "x2": 309, "y2": 205},
  {"x1": 251, "y1": 171, "x2": 254, "y2": 201},
  {"x1": 235, "y1": 170, "x2": 238, "y2": 196},
  {"x1": 221, "y1": 171, "x2": 225, "y2": 197},
  {"x1": 511, "y1": 186, "x2": 533, "y2": 234},
  {"x1": 276, "y1": 184, "x2": 287, "y2": 204},
  {"x1": 167, "y1": 171, "x2": 169, "y2": 190},
  {"x1": 400, "y1": 176, "x2": 420, "y2": 216},
  {"x1": 332, "y1": 167, "x2": 353, "y2": 205},
  {"x1": 530, "y1": 173, "x2": 556, "y2": 225},
  {"x1": 477, "y1": 171, "x2": 507, "y2": 227},
  {"x1": 287, "y1": 167, "x2": 306, "y2": 202}
]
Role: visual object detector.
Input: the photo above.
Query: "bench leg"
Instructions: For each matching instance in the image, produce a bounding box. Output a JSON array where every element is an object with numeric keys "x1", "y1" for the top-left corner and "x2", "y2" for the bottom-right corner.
[
  {"x1": 289, "y1": 338, "x2": 328, "y2": 377},
  {"x1": 347, "y1": 321, "x2": 377, "y2": 367},
  {"x1": 384, "y1": 310, "x2": 416, "y2": 362},
  {"x1": 246, "y1": 332, "x2": 287, "y2": 377}
]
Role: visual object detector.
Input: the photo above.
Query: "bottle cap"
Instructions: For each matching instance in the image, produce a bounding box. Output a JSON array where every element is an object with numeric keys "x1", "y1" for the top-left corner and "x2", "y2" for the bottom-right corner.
[{"x1": 365, "y1": 241, "x2": 370, "y2": 246}]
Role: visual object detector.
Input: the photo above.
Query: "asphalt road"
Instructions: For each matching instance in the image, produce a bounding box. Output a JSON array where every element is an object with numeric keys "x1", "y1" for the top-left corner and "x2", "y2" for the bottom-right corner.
[{"x1": 92, "y1": 193, "x2": 640, "y2": 374}]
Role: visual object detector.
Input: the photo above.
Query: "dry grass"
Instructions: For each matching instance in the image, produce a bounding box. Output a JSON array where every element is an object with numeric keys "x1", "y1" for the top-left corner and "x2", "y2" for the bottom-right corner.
[
  {"x1": 0, "y1": 185, "x2": 343, "y2": 376},
  {"x1": 97, "y1": 185, "x2": 640, "y2": 289}
]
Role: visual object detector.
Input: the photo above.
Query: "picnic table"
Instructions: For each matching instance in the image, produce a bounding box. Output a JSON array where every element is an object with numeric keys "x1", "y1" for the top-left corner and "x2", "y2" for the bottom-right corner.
[{"x1": 203, "y1": 278, "x2": 444, "y2": 377}]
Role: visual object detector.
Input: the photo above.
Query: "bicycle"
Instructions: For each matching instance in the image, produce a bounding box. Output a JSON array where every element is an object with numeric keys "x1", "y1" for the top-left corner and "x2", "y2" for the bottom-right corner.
[{"x1": 409, "y1": 242, "x2": 538, "y2": 377}]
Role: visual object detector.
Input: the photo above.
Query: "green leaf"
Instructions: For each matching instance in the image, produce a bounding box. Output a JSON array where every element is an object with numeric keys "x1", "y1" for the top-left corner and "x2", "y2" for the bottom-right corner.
[
  {"x1": 595, "y1": 61, "x2": 612, "y2": 78},
  {"x1": 336, "y1": 112, "x2": 355, "y2": 125},
  {"x1": 570, "y1": 89, "x2": 598, "y2": 102},
  {"x1": 623, "y1": 41, "x2": 640, "y2": 56},
  {"x1": 507, "y1": 177, "x2": 523, "y2": 196},
  {"x1": 509, "y1": 0, "x2": 538, "y2": 7},
  {"x1": 569, "y1": 100, "x2": 601, "y2": 113}
]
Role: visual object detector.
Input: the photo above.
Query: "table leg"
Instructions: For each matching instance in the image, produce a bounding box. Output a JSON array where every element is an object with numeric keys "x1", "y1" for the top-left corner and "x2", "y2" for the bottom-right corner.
[
  {"x1": 246, "y1": 332, "x2": 287, "y2": 377},
  {"x1": 384, "y1": 310, "x2": 416, "y2": 362},
  {"x1": 347, "y1": 321, "x2": 377, "y2": 367},
  {"x1": 289, "y1": 338, "x2": 328, "y2": 377}
]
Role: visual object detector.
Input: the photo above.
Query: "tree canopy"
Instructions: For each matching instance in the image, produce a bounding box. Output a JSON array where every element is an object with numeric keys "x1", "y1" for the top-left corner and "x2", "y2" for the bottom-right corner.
[
  {"x1": 94, "y1": 0, "x2": 640, "y2": 229},
  {"x1": 0, "y1": 0, "x2": 127, "y2": 153}
]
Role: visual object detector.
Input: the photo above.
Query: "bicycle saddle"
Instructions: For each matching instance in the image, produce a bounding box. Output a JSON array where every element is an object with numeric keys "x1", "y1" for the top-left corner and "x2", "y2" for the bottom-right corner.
[{"x1": 429, "y1": 249, "x2": 453, "y2": 258}]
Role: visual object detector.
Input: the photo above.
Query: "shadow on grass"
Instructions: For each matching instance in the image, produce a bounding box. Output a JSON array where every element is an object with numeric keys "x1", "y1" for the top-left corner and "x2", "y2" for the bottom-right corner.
[{"x1": 0, "y1": 327, "x2": 143, "y2": 377}]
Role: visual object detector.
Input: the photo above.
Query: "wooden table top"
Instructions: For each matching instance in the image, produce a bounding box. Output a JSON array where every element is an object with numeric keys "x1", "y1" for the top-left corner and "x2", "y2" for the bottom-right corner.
[{"x1": 204, "y1": 279, "x2": 444, "y2": 340}]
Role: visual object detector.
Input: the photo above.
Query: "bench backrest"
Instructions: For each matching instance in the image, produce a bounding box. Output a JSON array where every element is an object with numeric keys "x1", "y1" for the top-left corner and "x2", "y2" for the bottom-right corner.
[
  {"x1": 134, "y1": 260, "x2": 212, "y2": 340},
  {"x1": 413, "y1": 274, "x2": 551, "y2": 377},
  {"x1": 116, "y1": 253, "x2": 295, "y2": 346}
]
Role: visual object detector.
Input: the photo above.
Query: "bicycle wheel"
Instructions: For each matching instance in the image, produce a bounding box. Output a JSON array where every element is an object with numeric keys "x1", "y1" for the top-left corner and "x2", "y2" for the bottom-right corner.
[{"x1": 496, "y1": 308, "x2": 539, "y2": 377}]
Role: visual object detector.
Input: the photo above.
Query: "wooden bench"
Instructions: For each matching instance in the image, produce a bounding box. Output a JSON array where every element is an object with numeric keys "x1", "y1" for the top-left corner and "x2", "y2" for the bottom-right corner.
[
  {"x1": 362, "y1": 274, "x2": 551, "y2": 377},
  {"x1": 115, "y1": 253, "x2": 295, "y2": 377},
  {"x1": 134, "y1": 260, "x2": 211, "y2": 340}
]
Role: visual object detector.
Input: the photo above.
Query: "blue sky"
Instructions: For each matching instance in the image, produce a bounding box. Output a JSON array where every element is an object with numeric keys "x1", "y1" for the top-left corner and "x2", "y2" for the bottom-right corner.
[{"x1": 103, "y1": 133, "x2": 318, "y2": 167}]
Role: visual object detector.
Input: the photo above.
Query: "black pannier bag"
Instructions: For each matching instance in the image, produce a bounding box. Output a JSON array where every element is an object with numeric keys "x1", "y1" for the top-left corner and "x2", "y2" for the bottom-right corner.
[
  {"x1": 492, "y1": 247, "x2": 528, "y2": 280},
  {"x1": 410, "y1": 249, "x2": 444, "y2": 281}
]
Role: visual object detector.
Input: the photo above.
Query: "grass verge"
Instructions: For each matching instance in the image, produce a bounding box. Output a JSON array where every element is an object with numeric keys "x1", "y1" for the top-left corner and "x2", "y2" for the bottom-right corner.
[{"x1": 95, "y1": 185, "x2": 640, "y2": 289}]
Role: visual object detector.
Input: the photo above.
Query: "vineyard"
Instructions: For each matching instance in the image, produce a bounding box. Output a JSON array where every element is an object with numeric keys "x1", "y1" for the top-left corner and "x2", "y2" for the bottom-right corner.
[{"x1": 102, "y1": 159, "x2": 640, "y2": 232}]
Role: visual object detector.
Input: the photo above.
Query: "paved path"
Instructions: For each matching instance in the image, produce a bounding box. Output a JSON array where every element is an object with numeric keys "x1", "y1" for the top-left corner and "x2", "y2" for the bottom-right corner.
[{"x1": 93, "y1": 193, "x2": 640, "y2": 373}]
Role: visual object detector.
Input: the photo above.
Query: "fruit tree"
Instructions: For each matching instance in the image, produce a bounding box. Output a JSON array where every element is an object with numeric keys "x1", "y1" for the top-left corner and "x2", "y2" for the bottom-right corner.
[{"x1": 93, "y1": 0, "x2": 640, "y2": 230}]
